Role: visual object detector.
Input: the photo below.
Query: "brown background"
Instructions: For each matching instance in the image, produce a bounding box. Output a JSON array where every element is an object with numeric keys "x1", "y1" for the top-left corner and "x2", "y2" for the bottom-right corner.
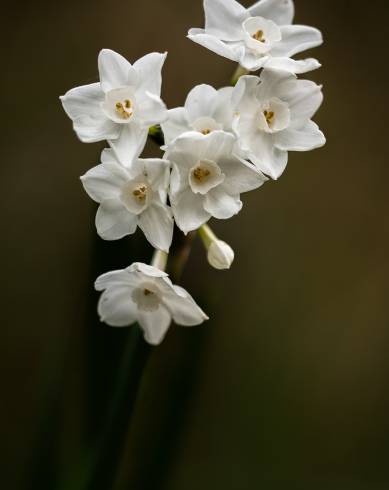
[{"x1": 1, "y1": 0, "x2": 389, "y2": 489}]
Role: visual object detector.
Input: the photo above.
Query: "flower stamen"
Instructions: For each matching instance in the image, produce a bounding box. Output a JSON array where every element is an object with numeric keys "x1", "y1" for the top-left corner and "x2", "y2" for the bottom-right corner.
[
  {"x1": 115, "y1": 99, "x2": 133, "y2": 119},
  {"x1": 193, "y1": 167, "x2": 211, "y2": 182},
  {"x1": 264, "y1": 109, "x2": 275, "y2": 126},
  {"x1": 133, "y1": 184, "x2": 148, "y2": 202},
  {"x1": 201, "y1": 129, "x2": 211, "y2": 135},
  {"x1": 252, "y1": 30, "x2": 265, "y2": 42}
]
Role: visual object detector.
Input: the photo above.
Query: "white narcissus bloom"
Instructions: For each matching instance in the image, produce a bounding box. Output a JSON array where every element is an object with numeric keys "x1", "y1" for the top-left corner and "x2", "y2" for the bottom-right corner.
[
  {"x1": 161, "y1": 84, "x2": 235, "y2": 144},
  {"x1": 232, "y1": 70, "x2": 325, "y2": 179},
  {"x1": 60, "y1": 49, "x2": 167, "y2": 156},
  {"x1": 81, "y1": 142, "x2": 173, "y2": 252},
  {"x1": 188, "y1": 0, "x2": 322, "y2": 73},
  {"x1": 165, "y1": 131, "x2": 267, "y2": 234},
  {"x1": 95, "y1": 263, "x2": 208, "y2": 345}
]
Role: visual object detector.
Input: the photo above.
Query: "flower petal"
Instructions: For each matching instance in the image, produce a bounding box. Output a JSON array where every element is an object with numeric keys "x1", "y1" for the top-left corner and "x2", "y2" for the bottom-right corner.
[
  {"x1": 277, "y1": 79, "x2": 323, "y2": 126},
  {"x1": 248, "y1": 0, "x2": 295, "y2": 25},
  {"x1": 162, "y1": 282, "x2": 208, "y2": 326},
  {"x1": 272, "y1": 25, "x2": 323, "y2": 57},
  {"x1": 161, "y1": 108, "x2": 191, "y2": 144},
  {"x1": 60, "y1": 83, "x2": 119, "y2": 142},
  {"x1": 98, "y1": 49, "x2": 134, "y2": 93},
  {"x1": 95, "y1": 269, "x2": 138, "y2": 291},
  {"x1": 138, "y1": 203, "x2": 174, "y2": 252},
  {"x1": 264, "y1": 56, "x2": 321, "y2": 74},
  {"x1": 188, "y1": 30, "x2": 243, "y2": 63},
  {"x1": 137, "y1": 91, "x2": 167, "y2": 126},
  {"x1": 204, "y1": 186, "x2": 242, "y2": 219},
  {"x1": 96, "y1": 199, "x2": 138, "y2": 240},
  {"x1": 243, "y1": 131, "x2": 288, "y2": 180},
  {"x1": 133, "y1": 52, "x2": 167, "y2": 96},
  {"x1": 204, "y1": 0, "x2": 248, "y2": 41},
  {"x1": 274, "y1": 120, "x2": 326, "y2": 151},
  {"x1": 98, "y1": 286, "x2": 138, "y2": 327},
  {"x1": 108, "y1": 125, "x2": 148, "y2": 167},
  {"x1": 81, "y1": 162, "x2": 129, "y2": 203},
  {"x1": 138, "y1": 306, "x2": 171, "y2": 345},
  {"x1": 185, "y1": 84, "x2": 218, "y2": 123},
  {"x1": 221, "y1": 157, "x2": 268, "y2": 194},
  {"x1": 171, "y1": 187, "x2": 210, "y2": 234},
  {"x1": 128, "y1": 262, "x2": 168, "y2": 278}
]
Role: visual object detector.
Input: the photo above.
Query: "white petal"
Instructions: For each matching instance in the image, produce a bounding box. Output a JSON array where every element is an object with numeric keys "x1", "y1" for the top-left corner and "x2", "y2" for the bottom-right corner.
[
  {"x1": 138, "y1": 203, "x2": 174, "y2": 253},
  {"x1": 171, "y1": 188, "x2": 210, "y2": 234},
  {"x1": 133, "y1": 52, "x2": 167, "y2": 96},
  {"x1": 244, "y1": 131, "x2": 288, "y2": 180},
  {"x1": 98, "y1": 49, "x2": 133, "y2": 93},
  {"x1": 95, "y1": 269, "x2": 137, "y2": 291},
  {"x1": 221, "y1": 157, "x2": 268, "y2": 194},
  {"x1": 138, "y1": 306, "x2": 171, "y2": 345},
  {"x1": 232, "y1": 75, "x2": 261, "y2": 112},
  {"x1": 274, "y1": 120, "x2": 326, "y2": 151},
  {"x1": 202, "y1": 130, "x2": 237, "y2": 162},
  {"x1": 98, "y1": 286, "x2": 137, "y2": 327},
  {"x1": 96, "y1": 199, "x2": 138, "y2": 240},
  {"x1": 264, "y1": 56, "x2": 321, "y2": 74},
  {"x1": 204, "y1": 187, "x2": 242, "y2": 219},
  {"x1": 108, "y1": 125, "x2": 148, "y2": 167},
  {"x1": 213, "y1": 87, "x2": 235, "y2": 129},
  {"x1": 272, "y1": 25, "x2": 323, "y2": 57},
  {"x1": 277, "y1": 79, "x2": 323, "y2": 126},
  {"x1": 188, "y1": 30, "x2": 242, "y2": 63},
  {"x1": 128, "y1": 262, "x2": 168, "y2": 278},
  {"x1": 248, "y1": 0, "x2": 295, "y2": 25},
  {"x1": 257, "y1": 69, "x2": 295, "y2": 101},
  {"x1": 60, "y1": 83, "x2": 119, "y2": 142},
  {"x1": 141, "y1": 158, "x2": 170, "y2": 202},
  {"x1": 238, "y1": 50, "x2": 269, "y2": 72},
  {"x1": 162, "y1": 282, "x2": 208, "y2": 326},
  {"x1": 161, "y1": 108, "x2": 191, "y2": 144},
  {"x1": 81, "y1": 162, "x2": 129, "y2": 203},
  {"x1": 185, "y1": 84, "x2": 218, "y2": 123},
  {"x1": 137, "y1": 91, "x2": 167, "y2": 126},
  {"x1": 204, "y1": 0, "x2": 247, "y2": 41}
]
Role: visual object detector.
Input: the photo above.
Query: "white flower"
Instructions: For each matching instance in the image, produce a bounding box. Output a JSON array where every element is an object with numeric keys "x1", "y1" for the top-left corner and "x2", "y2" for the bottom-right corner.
[
  {"x1": 208, "y1": 241, "x2": 235, "y2": 270},
  {"x1": 161, "y1": 84, "x2": 235, "y2": 144},
  {"x1": 81, "y1": 141, "x2": 173, "y2": 252},
  {"x1": 165, "y1": 130, "x2": 267, "y2": 234},
  {"x1": 95, "y1": 263, "x2": 208, "y2": 345},
  {"x1": 232, "y1": 70, "x2": 325, "y2": 179},
  {"x1": 60, "y1": 49, "x2": 168, "y2": 154},
  {"x1": 188, "y1": 0, "x2": 322, "y2": 73}
]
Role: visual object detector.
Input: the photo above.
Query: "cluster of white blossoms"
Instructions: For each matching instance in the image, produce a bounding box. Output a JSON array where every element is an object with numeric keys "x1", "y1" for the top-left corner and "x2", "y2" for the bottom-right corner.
[{"x1": 60, "y1": 0, "x2": 325, "y2": 345}]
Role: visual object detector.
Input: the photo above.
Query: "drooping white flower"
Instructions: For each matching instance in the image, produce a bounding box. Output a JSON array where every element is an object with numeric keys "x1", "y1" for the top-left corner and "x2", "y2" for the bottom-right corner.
[
  {"x1": 165, "y1": 130, "x2": 267, "y2": 234},
  {"x1": 81, "y1": 140, "x2": 173, "y2": 252},
  {"x1": 95, "y1": 262, "x2": 208, "y2": 345},
  {"x1": 188, "y1": 0, "x2": 322, "y2": 73},
  {"x1": 60, "y1": 49, "x2": 168, "y2": 156},
  {"x1": 161, "y1": 84, "x2": 235, "y2": 144},
  {"x1": 232, "y1": 70, "x2": 325, "y2": 179}
]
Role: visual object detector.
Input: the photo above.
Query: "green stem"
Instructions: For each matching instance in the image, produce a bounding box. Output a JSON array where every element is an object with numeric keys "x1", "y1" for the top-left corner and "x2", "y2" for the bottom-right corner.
[
  {"x1": 148, "y1": 125, "x2": 165, "y2": 147},
  {"x1": 231, "y1": 65, "x2": 250, "y2": 86}
]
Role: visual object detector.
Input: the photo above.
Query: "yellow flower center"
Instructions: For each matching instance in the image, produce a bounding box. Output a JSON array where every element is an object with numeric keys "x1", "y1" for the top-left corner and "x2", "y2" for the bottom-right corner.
[
  {"x1": 252, "y1": 30, "x2": 265, "y2": 42},
  {"x1": 132, "y1": 184, "x2": 148, "y2": 202},
  {"x1": 264, "y1": 110, "x2": 275, "y2": 126},
  {"x1": 193, "y1": 167, "x2": 211, "y2": 182},
  {"x1": 115, "y1": 99, "x2": 132, "y2": 119}
]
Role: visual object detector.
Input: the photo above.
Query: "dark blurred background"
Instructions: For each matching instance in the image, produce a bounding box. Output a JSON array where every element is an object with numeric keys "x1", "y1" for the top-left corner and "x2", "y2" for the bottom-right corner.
[{"x1": 1, "y1": 0, "x2": 389, "y2": 489}]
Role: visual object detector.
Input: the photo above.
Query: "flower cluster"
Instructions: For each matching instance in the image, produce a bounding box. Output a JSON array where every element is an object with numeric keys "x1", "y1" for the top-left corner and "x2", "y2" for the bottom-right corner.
[{"x1": 60, "y1": 0, "x2": 325, "y2": 345}]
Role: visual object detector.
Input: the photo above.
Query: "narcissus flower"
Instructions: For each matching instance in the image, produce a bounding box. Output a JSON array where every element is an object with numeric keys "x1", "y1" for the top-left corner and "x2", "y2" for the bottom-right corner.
[
  {"x1": 165, "y1": 131, "x2": 267, "y2": 234},
  {"x1": 161, "y1": 84, "x2": 235, "y2": 144},
  {"x1": 60, "y1": 49, "x2": 167, "y2": 151},
  {"x1": 232, "y1": 70, "x2": 325, "y2": 179},
  {"x1": 81, "y1": 144, "x2": 173, "y2": 252},
  {"x1": 95, "y1": 262, "x2": 208, "y2": 345},
  {"x1": 188, "y1": 0, "x2": 322, "y2": 73}
]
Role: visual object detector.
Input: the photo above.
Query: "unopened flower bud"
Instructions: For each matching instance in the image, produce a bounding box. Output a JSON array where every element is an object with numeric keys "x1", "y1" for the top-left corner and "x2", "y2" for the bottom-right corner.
[
  {"x1": 208, "y1": 240, "x2": 235, "y2": 270},
  {"x1": 199, "y1": 224, "x2": 235, "y2": 270}
]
